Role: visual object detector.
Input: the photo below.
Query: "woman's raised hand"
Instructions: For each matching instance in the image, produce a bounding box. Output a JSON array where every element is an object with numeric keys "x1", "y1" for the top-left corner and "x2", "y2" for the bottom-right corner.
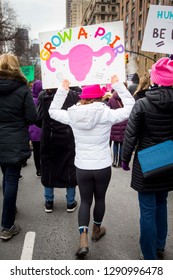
[
  {"x1": 62, "y1": 79, "x2": 70, "y2": 91},
  {"x1": 111, "y1": 75, "x2": 119, "y2": 85}
]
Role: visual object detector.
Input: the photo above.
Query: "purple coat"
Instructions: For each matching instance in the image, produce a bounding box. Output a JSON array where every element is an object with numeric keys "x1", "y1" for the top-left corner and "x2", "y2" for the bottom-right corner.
[
  {"x1": 107, "y1": 91, "x2": 128, "y2": 142},
  {"x1": 29, "y1": 80, "x2": 42, "y2": 141}
]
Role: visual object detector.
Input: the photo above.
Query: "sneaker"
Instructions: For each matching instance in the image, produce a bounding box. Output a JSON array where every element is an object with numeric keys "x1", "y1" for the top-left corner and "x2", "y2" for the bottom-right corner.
[
  {"x1": 157, "y1": 249, "x2": 165, "y2": 259},
  {"x1": 140, "y1": 252, "x2": 144, "y2": 260},
  {"x1": 0, "y1": 224, "x2": 20, "y2": 240},
  {"x1": 19, "y1": 175, "x2": 23, "y2": 180},
  {"x1": 36, "y1": 171, "x2": 41, "y2": 178},
  {"x1": 112, "y1": 161, "x2": 117, "y2": 167},
  {"x1": 67, "y1": 200, "x2": 78, "y2": 212},
  {"x1": 45, "y1": 201, "x2": 53, "y2": 213}
]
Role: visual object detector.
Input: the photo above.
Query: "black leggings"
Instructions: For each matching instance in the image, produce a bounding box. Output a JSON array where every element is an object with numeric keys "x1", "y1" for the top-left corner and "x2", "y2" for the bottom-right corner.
[{"x1": 76, "y1": 167, "x2": 111, "y2": 227}]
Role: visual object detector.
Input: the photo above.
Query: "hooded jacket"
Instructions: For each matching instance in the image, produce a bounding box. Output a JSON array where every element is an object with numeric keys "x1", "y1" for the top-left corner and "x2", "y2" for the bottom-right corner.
[
  {"x1": 122, "y1": 85, "x2": 173, "y2": 192},
  {"x1": 49, "y1": 81, "x2": 135, "y2": 170},
  {"x1": 0, "y1": 70, "x2": 37, "y2": 165},
  {"x1": 108, "y1": 91, "x2": 128, "y2": 142},
  {"x1": 28, "y1": 80, "x2": 42, "y2": 141}
]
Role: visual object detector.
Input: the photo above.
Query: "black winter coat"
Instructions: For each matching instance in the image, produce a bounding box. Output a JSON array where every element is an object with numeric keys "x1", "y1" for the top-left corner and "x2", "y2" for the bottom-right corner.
[
  {"x1": 122, "y1": 86, "x2": 173, "y2": 193},
  {"x1": 37, "y1": 89, "x2": 80, "y2": 188},
  {"x1": 0, "y1": 70, "x2": 37, "y2": 165}
]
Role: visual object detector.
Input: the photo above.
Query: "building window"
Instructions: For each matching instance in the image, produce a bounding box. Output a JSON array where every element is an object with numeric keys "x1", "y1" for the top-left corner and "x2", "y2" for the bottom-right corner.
[
  {"x1": 132, "y1": 8, "x2": 135, "y2": 20},
  {"x1": 101, "y1": 15, "x2": 105, "y2": 20},
  {"x1": 131, "y1": 36, "x2": 134, "y2": 48},
  {"x1": 126, "y1": 15, "x2": 129, "y2": 24},
  {"x1": 112, "y1": 6, "x2": 115, "y2": 12},
  {"x1": 139, "y1": 0, "x2": 142, "y2": 10},
  {"x1": 125, "y1": 41, "x2": 128, "y2": 50},
  {"x1": 138, "y1": 30, "x2": 142, "y2": 40},
  {"x1": 101, "y1": 6, "x2": 105, "y2": 12},
  {"x1": 125, "y1": 28, "x2": 128, "y2": 38},
  {"x1": 139, "y1": 14, "x2": 142, "y2": 27},
  {"x1": 126, "y1": 1, "x2": 129, "y2": 12}
]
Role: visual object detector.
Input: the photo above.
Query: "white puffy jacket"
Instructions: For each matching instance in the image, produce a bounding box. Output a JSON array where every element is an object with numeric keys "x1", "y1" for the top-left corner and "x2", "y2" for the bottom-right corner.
[{"x1": 49, "y1": 82, "x2": 135, "y2": 170}]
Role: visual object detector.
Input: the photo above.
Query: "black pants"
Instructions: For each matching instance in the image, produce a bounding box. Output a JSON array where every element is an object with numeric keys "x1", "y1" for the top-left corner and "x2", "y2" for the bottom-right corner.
[
  {"x1": 32, "y1": 141, "x2": 41, "y2": 173},
  {"x1": 76, "y1": 167, "x2": 111, "y2": 227}
]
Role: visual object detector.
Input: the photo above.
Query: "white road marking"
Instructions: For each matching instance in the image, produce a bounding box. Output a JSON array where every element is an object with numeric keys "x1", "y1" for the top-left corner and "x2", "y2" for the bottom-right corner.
[{"x1": 20, "y1": 231, "x2": 36, "y2": 260}]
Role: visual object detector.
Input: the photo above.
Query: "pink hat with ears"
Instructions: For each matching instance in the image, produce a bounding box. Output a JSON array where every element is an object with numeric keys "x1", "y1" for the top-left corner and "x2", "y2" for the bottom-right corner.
[
  {"x1": 150, "y1": 57, "x2": 173, "y2": 86},
  {"x1": 101, "y1": 84, "x2": 112, "y2": 93},
  {"x1": 80, "y1": 84, "x2": 105, "y2": 99}
]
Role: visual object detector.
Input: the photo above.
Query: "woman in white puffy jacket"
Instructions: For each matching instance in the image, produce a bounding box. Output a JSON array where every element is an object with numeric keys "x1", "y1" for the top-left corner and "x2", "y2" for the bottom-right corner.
[{"x1": 49, "y1": 75, "x2": 135, "y2": 258}]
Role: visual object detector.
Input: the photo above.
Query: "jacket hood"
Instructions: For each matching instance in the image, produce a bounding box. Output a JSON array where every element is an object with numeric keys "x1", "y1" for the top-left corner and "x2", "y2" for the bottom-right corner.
[
  {"x1": 32, "y1": 80, "x2": 42, "y2": 98},
  {"x1": 145, "y1": 86, "x2": 173, "y2": 110},
  {"x1": 0, "y1": 79, "x2": 25, "y2": 95},
  {"x1": 0, "y1": 69, "x2": 27, "y2": 95},
  {"x1": 68, "y1": 102, "x2": 106, "y2": 129}
]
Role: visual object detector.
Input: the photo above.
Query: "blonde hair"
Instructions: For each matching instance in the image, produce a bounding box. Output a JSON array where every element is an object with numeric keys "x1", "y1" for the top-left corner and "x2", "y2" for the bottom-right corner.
[
  {"x1": 0, "y1": 53, "x2": 20, "y2": 70},
  {"x1": 0, "y1": 53, "x2": 26, "y2": 81},
  {"x1": 133, "y1": 74, "x2": 150, "y2": 96},
  {"x1": 80, "y1": 98, "x2": 102, "y2": 105}
]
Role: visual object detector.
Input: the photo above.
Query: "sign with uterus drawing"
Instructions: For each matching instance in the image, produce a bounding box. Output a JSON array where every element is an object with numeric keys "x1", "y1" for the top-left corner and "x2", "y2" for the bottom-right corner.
[{"x1": 39, "y1": 21, "x2": 125, "y2": 88}]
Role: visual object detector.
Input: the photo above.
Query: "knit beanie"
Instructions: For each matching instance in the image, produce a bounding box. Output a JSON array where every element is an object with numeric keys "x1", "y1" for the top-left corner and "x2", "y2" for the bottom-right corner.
[
  {"x1": 32, "y1": 80, "x2": 42, "y2": 97},
  {"x1": 80, "y1": 84, "x2": 105, "y2": 99},
  {"x1": 150, "y1": 57, "x2": 173, "y2": 86}
]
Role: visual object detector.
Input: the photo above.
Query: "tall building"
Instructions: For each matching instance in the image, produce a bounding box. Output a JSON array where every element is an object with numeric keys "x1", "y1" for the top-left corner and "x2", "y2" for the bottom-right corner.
[
  {"x1": 66, "y1": 0, "x2": 73, "y2": 28},
  {"x1": 15, "y1": 28, "x2": 30, "y2": 63},
  {"x1": 71, "y1": 0, "x2": 89, "y2": 27},
  {"x1": 0, "y1": 0, "x2": 4, "y2": 53},
  {"x1": 80, "y1": 0, "x2": 173, "y2": 76},
  {"x1": 81, "y1": 0, "x2": 120, "y2": 25},
  {"x1": 119, "y1": 0, "x2": 173, "y2": 75}
]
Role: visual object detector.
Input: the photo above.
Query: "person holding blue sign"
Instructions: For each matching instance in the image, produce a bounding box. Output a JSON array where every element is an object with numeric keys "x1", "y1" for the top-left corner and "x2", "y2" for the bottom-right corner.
[{"x1": 121, "y1": 56, "x2": 173, "y2": 260}]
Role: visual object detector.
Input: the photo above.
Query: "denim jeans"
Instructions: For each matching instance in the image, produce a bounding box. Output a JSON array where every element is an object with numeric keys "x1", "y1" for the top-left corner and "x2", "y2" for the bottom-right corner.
[
  {"x1": 138, "y1": 191, "x2": 168, "y2": 260},
  {"x1": 1, "y1": 164, "x2": 21, "y2": 229},
  {"x1": 44, "y1": 187, "x2": 76, "y2": 205},
  {"x1": 113, "y1": 142, "x2": 123, "y2": 161}
]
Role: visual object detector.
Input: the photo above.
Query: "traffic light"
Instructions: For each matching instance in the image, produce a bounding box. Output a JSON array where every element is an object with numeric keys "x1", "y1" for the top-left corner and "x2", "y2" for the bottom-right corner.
[{"x1": 125, "y1": 53, "x2": 129, "y2": 64}]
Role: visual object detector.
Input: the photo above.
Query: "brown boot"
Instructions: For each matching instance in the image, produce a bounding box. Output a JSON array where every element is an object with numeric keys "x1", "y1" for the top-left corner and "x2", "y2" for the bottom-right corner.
[
  {"x1": 91, "y1": 224, "x2": 106, "y2": 242},
  {"x1": 75, "y1": 230, "x2": 89, "y2": 257}
]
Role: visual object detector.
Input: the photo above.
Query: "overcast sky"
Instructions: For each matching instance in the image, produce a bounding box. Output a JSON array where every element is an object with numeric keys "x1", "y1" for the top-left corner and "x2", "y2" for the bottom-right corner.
[{"x1": 9, "y1": 0, "x2": 66, "y2": 39}]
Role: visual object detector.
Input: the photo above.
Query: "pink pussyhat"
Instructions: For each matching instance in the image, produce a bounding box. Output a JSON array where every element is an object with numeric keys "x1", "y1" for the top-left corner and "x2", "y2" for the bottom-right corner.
[
  {"x1": 80, "y1": 84, "x2": 105, "y2": 99},
  {"x1": 101, "y1": 83, "x2": 112, "y2": 94},
  {"x1": 150, "y1": 57, "x2": 173, "y2": 86}
]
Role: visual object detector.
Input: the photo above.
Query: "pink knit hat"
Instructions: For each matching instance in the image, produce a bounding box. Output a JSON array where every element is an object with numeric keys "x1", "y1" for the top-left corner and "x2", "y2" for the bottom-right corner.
[
  {"x1": 150, "y1": 57, "x2": 173, "y2": 86},
  {"x1": 80, "y1": 84, "x2": 105, "y2": 99}
]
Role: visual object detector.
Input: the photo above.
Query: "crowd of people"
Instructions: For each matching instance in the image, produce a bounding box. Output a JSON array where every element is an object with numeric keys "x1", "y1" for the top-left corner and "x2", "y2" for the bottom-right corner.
[{"x1": 0, "y1": 52, "x2": 173, "y2": 261}]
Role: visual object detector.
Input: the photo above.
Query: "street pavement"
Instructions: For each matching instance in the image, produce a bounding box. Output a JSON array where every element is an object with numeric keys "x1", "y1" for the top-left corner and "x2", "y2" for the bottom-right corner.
[{"x1": 0, "y1": 154, "x2": 173, "y2": 260}]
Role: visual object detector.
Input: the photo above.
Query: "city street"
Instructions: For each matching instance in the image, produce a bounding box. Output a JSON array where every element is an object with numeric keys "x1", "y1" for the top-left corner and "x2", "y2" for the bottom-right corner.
[{"x1": 0, "y1": 154, "x2": 173, "y2": 260}]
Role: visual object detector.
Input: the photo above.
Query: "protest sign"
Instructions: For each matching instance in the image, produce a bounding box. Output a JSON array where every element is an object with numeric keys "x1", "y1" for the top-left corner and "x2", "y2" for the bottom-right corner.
[
  {"x1": 141, "y1": 5, "x2": 173, "y2": 54},
  {"x1": 20, "y1": 65, "x2": 35, "y2": 82},
  {"x1": 39, "y1": 21, "x2": 125, "y2": 88}
]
